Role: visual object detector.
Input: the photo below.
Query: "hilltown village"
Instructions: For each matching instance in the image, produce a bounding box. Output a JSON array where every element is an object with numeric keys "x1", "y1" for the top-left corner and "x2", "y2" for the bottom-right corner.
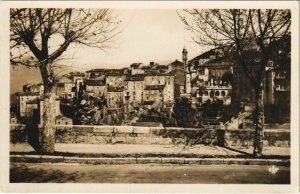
[{"x1": 11, "y1": 41, "x2": 290, "y2": 131}]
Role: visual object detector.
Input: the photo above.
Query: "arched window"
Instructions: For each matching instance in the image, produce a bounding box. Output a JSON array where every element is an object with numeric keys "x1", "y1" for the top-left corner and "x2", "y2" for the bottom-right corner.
[
  {"x1": 215, "y1": 91, "x2": 220, "y2": 96},
  {"x1": 221, "y1": 91, "x2": 226, "y2": 96},
  {"x1": 204, "y1": 91, "x2": 209, "y2": 96},
  {"x1": 210, "y1": 91, "x2": 215, "y2": 98},
  {"x1": 198, "y1": 91, "x2": 203, "y2": 96}
]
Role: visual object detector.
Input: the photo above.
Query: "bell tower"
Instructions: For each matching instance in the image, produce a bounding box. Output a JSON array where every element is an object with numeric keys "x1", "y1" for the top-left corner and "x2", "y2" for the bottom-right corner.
[
  {"x1": 182, "y1": 46, "x2": 188, "y2": 65},
  {"x1": 182, "y1": 46, "x2": 191, "y2": 94}
]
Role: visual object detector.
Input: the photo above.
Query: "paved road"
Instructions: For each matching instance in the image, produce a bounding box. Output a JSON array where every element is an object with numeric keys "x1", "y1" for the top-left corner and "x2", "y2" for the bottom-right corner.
[{"x1": 10, "y1": 163, "x2": 290, "y2": 184}]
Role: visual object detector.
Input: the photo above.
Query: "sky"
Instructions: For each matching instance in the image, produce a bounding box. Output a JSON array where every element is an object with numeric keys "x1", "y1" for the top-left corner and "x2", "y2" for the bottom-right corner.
[
  {"x1": 11, "y1": 9, "x2": 209, "y2": 94},
  {"x1": 62, "y1": 9, "x2": 206, "y2": 70}
]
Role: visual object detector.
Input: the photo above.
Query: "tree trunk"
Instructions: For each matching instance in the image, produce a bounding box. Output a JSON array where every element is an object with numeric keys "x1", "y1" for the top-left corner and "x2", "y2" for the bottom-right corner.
[
  {"x1": 253, "y1": 83, "x2": 265, "y2": 157},
  {"x1": 40, "y1": 87, "x2": 56, "y2": 153}
]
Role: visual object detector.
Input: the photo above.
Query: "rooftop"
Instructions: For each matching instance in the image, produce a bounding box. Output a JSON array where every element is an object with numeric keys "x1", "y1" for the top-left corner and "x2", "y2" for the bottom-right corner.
[
  {"x1": 26, "y1": 99, "x2": 38, "y2": 104},
  {"x1": 56, "y1": 114, "x2": 72, "y2": 120},
  {"x1": 85, "y1": 80, "x2": 106, "y2": 86},
  {"x1": 125, "y1": 75, "x2": 145, "y2": 81},
  {"x1": 130, "y1": 63, "x2": 143, "y2": 69},
  {"x1": 144, "y1": 72, "x2": 174, "y2": 77},
  {"x1": 16, "y1": 92, "x2": 40, "y2": 96}
]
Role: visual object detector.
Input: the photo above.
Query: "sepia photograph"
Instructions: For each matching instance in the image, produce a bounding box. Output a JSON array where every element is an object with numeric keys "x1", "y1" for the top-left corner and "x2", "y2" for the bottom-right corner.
[{"x1": 0, "y1": 1, "x2": 299, "y2": 193}]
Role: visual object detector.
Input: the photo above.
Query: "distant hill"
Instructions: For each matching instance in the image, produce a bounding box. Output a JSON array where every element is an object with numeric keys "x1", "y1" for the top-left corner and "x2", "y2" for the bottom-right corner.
[{"x1": 10, "y1": 66, "x2": 42, "y2": 103}]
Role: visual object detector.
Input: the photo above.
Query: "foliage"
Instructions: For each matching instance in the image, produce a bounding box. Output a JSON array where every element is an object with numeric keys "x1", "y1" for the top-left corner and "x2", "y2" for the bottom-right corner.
[
  {"x1": 202, "y1": 99, "x2": 224, "y2": 118},
  {"x1": 178, "y1": 9, "x2": 291, "y2": 156},
  {"x1": 10, "y1": 8, "x2": 121, "y2": 90},
  {"x1": 221, "y1": 72, "x2": 233, "y2": 85},
  {"x1": 173, "y1": 97, "x2": 198, "y2": 128}
]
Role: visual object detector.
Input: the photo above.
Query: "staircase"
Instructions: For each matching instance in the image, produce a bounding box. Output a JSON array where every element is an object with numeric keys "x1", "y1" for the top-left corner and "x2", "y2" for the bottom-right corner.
[{"x1": 224, "y1": 111, "x2": 252, "y2": 130}]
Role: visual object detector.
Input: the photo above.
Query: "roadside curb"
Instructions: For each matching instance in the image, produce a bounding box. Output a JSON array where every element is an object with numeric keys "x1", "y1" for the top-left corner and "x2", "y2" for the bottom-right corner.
[{"x1": 10, "y1": 155, "x2": 290, "y2": 166}]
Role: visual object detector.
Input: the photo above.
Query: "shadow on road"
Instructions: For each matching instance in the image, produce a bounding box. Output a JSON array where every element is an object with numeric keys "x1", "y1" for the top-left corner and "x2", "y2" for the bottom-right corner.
[{"x1": 223, "y1": 146, "x2": 253, "y2": 156}]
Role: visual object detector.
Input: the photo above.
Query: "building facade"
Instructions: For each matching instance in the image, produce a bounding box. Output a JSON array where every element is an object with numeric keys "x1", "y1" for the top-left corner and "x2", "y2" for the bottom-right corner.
[{"x1": 17, "y1": 92, "x2": 40, "y2": 118}]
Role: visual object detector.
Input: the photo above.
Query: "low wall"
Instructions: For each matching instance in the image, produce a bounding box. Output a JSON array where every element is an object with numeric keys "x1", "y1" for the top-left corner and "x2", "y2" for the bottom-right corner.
[{"x1": 10, "y1": 124, "x2": 290, "y2": 148}]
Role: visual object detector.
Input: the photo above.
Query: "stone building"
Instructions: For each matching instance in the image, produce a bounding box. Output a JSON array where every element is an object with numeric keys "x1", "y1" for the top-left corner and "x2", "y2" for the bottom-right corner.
[
  {"x1": 55, "y1": 82, "x2": 75, "y2": 99},
  {"x1": 144, "y1": 73, "x2": 174, "y2": 104},
  {"x1": 130, "y1": 63, "x2": 145, "y2": 75},
  {"x1": 143, "y1": 85, "x2": 165, "y2": 108},
  {"x1": 55, "y1": 115, "x2": 73, "y2": 125},
  {"x1": 105, "y1": 74, "x2": 126, "y2": 88},
  {"x1": 16, "y1": 92, "x2": 40, "y2": 118},
  {"x1": 105, "y1": 87, "x2": 124, "y2": 108},
  {"x1": 26, "y1": 99, "x2": 39, "y2": 118},
  {"x1": 85, "y1": 80, "x2": 107, "y2": 97},
  {"x1": 273, "y1": 69, "x2": 290, "y2": 106},
  {"x1": 86, "y1": 68, "x2": 125, "y2": 79},
  {"x1": 232, "y1": 62, "x2": 290, "y2": 108},
  {"x1": 168, "y1": 60, "x2": 186, "y2": 99},
  {"x1": 196, "y1": 85, "x2": 232, "y2": 105},
  {"x1": 185, "y1": 47, "x2": 234, "y2": 107},
  {"x1": 168, "y1": 59, "x2": 185, "y2": 72},
  {"x1": 124, "y1": 75, "x2": 145, "y2": 104},
  {"x1": 23, "y1": 83, "x2": 44, "y2": 95}
]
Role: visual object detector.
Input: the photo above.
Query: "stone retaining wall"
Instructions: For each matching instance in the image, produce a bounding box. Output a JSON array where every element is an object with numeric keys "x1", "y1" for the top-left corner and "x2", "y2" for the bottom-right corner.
[{"x1": 10, "y1": 124, "x2": 290, "y2": 147}]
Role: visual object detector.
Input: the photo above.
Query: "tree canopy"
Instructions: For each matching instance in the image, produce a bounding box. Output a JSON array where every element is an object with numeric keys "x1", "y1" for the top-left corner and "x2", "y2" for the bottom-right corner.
[{"x1": 11, "y1": 8, "x2": 121, "y2": 89}]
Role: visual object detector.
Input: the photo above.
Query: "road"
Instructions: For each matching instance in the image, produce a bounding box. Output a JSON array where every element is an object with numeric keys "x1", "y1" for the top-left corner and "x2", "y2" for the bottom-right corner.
[{"x1": 10, "y1": 163, "x2": 290, "y2": 184}]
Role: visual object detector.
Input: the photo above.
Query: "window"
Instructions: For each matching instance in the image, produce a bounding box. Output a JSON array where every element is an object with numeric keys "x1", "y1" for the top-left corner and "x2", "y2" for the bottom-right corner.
[
  {"x1": 210, "y1": 91, "x2": 215, "y2": 98},
  {"x1": 215, "y1": 91, "x2": 220, "y2": 96},
  {"x1": 221, "y1": 91, "x2": 226, "y2": 96},
  {"x1": 65, "y1": 122, "x2": 68, "y2": 125},
  {"x1": 204, "y1": 91, "x2": 208, "y2": 96}
]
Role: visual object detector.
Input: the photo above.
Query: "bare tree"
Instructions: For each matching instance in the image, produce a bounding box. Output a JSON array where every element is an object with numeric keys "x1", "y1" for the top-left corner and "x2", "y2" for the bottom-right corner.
[
  {"x1": 10, "y1": 8, "x2": 121, "y2": 153},
  {"x1": 178, "y1": 9, "x2": 291, "y2": 157}
]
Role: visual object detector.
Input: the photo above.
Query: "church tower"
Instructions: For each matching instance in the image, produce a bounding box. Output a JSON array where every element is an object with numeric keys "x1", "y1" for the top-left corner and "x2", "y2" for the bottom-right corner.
[
  {"x1": 182, "y1": 46, "x2": 191, "y2": 94},
  {"x1": 182, "y1": 46, "x2": 188, "y2": 65}
]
